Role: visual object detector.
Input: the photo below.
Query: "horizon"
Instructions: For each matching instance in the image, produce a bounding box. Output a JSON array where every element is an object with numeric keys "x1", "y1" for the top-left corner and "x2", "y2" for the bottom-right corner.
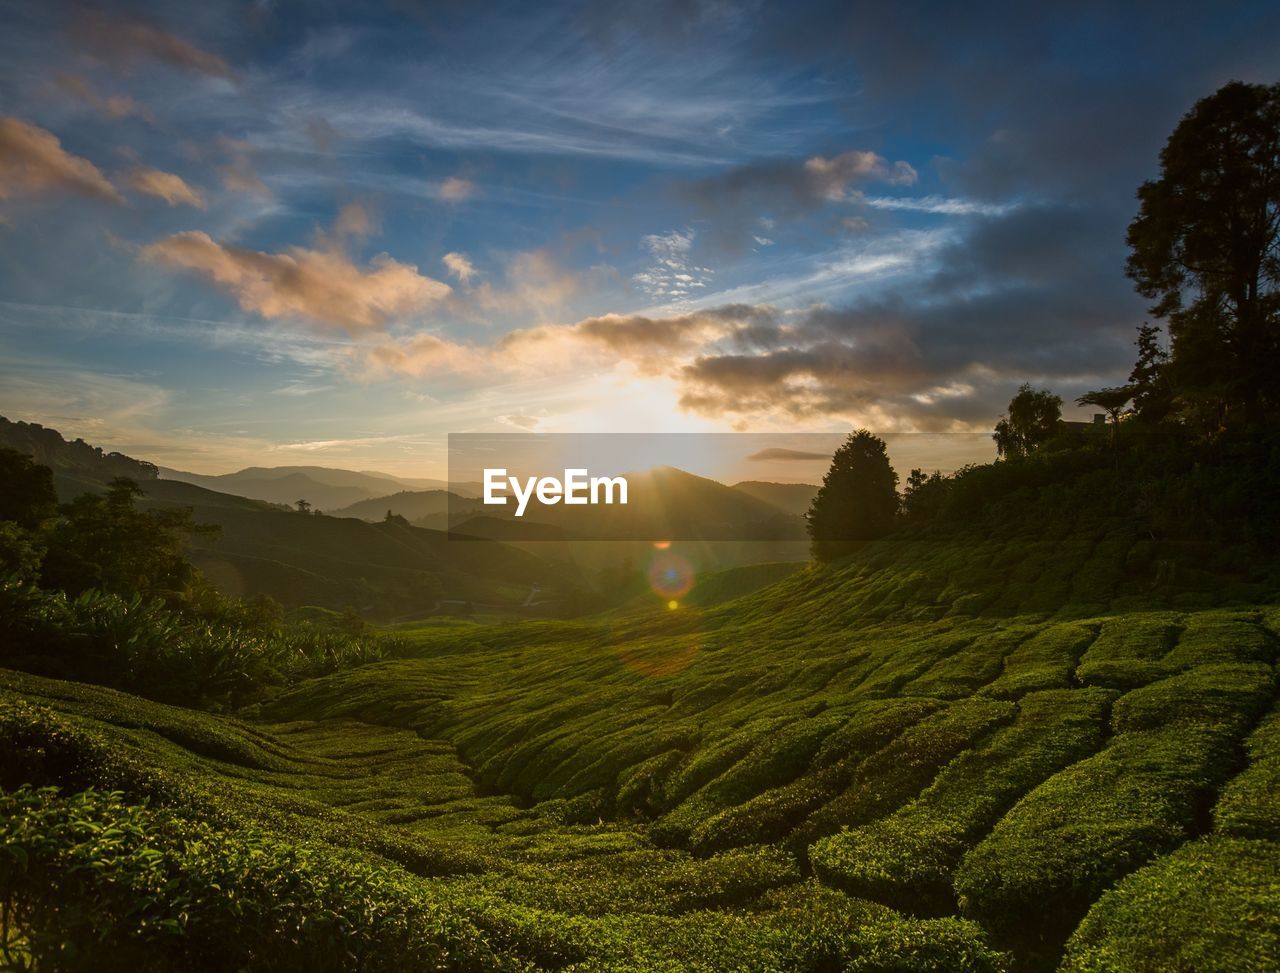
[{"x1": 1, "y1": 2, "x2": 1277, "y2": 475}]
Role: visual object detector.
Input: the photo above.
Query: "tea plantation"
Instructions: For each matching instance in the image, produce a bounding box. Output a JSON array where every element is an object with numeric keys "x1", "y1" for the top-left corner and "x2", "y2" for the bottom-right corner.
[{"x1": 2, "y1": 523, "x2": 1278, "y2": 971}]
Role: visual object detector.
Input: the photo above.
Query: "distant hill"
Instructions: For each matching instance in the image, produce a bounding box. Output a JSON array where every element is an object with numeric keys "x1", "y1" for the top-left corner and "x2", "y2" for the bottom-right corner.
[
  {"x1": 159, "y1": 466, "x2": 485, "y2": 511},
  {"x1": 0, "y1": 420, "x2": 566, "y2": 619},
  {"x1": 731, "y1": 480, "x2": 818, "y2": 517},
  {"x1": 468, "y1": 466, "x2": 806, "y2": 541},
  {"x1": 157, "y1": 466, "x2": 432, "y2": 511},
  {"x1": 329, "y1": 490, "x2": 485, "y2": 523},
  {"x1": 0, "y1": 416, "x2": 159, "y2": 496}
]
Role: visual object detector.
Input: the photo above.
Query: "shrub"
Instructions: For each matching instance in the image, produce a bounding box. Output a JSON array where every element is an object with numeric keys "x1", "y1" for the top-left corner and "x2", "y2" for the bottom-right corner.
[
  {"x1": 811, "y1": 688, "x2": 1112, "y2": 912},
  {"x1": 0, "y1": 786, "x2": 542, "y2": 973},
  {"x1": 1215, "y1": 707, "x2": 1280, "y2": 839},
  {"x1": 1060, "y1": 837, "x2": 1280, "y2": 973}
]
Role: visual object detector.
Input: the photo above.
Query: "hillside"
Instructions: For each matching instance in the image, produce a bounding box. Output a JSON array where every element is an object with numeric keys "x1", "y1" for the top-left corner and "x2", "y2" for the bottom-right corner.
[
  {"x1": 156, "y1": 466, "x2": 428, "y2": 511},
  {"x1": 0, "y1": 419, "x2": 565, "y2": 619},
  {"x1": 328, "y1": 489, "x2": 484, "y2": 523},
  {"x1": 731, "y1": 480, "x2": 820, "y2": 517},
  {"x1": 3, "y1": 520, "x2": 1277, "y2": 971}
]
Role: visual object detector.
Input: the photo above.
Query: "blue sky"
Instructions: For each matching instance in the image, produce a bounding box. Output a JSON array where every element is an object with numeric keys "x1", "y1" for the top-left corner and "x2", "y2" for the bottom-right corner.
[{"x1": 1, "y1": 0, "x2": 1277, "y2": 476}]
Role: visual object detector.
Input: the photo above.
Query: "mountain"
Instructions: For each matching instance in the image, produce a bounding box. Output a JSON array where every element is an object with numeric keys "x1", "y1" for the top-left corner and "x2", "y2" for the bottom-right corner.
[
  {"x1": 0, "y1": 415, "x2": 159, "y2": 497},
  {"x1": 328, "y1": 489, "x2": 485, "y2": 523},
  {"x1": 730, "y1": 480, "x2": 819, "y2": 516},
  {"x1": 465, "y1": 466, "x2": 806, "y2": 542},
  {"x1": 1, "y1": 419, "x2": 566, "y2": 619},
  {"x1": 156, "y1": 465, "x2": 461, "y2": 511}
]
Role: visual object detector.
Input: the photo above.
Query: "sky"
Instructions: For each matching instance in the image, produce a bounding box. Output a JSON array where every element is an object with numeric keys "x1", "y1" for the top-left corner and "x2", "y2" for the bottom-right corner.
[{"x1": 0, "y1": 0, "x2": 1277, "y2": 478}]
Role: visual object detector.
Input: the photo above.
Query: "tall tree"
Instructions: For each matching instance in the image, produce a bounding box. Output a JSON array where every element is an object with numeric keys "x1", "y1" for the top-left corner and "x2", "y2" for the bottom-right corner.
[
  {"x1": 993, "y1": 384, "x2": 1062, "y2": 459},
  {"x1": 1126, "y1": 81, "x2": 1280, "y2": 425},
  {"x1": 806, "y1": 430, "x2": 899, "y2": 562},
  {"x1": 1128, "y1": 323, "x2": 1172, "y2": 421}
]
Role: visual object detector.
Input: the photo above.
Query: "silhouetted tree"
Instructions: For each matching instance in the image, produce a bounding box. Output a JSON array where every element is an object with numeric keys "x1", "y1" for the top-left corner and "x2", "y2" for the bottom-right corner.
[
  {"x1": 1128, "y1": 323, "x2": 1173, "y2": 421},
  {"x1": 0, "y1": 447, "x2": 57, "y2": 529},
  {"x1": 296, "y1": 499, "x2": 312, "y2": 514},
  {"x1": 1076, "y1": 386, "x2": 1133, "y2": 448},
  {"x1": 993, "y1": 384, "x2": 1062, "y2": 459},
  {"x1": 806, "y1": 430, "x2": 899, "y2": 561},
  {"x1": 900, "y1": 468, "x2": 948, "y2": 523},
  {"x1": 1126, "y1": 80, "x2": 1280, "y2": 427}
]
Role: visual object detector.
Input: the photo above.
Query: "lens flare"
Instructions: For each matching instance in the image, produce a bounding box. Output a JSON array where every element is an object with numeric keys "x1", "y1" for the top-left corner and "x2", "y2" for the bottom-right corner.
[
  {"x1": 648, "y1": 551, "x2": 695, "y2": 600},
  {"x1": 667, "y1": 599, "x2": 679, "y2": 610}
]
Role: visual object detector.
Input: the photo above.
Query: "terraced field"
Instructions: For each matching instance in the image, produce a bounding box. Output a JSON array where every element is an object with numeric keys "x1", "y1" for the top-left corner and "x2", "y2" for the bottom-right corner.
[{"x1": 3, "y1": 524, "x2": 1279, "y2": 971}]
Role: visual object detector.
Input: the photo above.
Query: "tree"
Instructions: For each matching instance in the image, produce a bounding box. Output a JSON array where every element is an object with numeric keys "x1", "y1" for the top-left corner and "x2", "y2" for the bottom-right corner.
[
  {"x1": 295, "y1": 499, "x2": 312, "y2": 514},
  {"x1": 900, "y1": 468, "x2": 948, "y2": 523},
  {"x1": 0, "y1": 448, "x2": 57, "y2": 530},
  {"x1": 993, "y1": 384, "x2": 1062, "y2": 459},
  {"x1": 1076, "y1": 386, "x2": 1133, "y2": 448},
  {"x1": 1128, "y1": 323, "x2": 1172, "y2": 421},
  {"x1": 1126, "y1": 81, "x2": 1280, "y2": 425},
  {"x1": 806, "y1": 430, "x2": 899, "y2": 561},
  {"x1": 40, "y1": 478, "x2": 218, "y2": 597}
]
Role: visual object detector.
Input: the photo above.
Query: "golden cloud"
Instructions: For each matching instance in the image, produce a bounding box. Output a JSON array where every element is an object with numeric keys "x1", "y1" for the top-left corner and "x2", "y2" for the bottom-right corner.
[
  {"x1": 0, "y1": 116, "x2": 122, "y2": 203},
  {"x1": 142, "y1": 231, "x2": 451, "y2": 332},
  {"x1": 125, "y1": 166, "x2": 205, "y2": 208},
  {"x1": 73, "y1": 10, "x2": 235, "y2": 80}
]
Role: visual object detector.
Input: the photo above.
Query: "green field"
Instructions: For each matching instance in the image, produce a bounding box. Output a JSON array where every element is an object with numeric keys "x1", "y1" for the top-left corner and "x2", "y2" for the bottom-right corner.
[{"x1": 3, "y1": 521, "x2": 1277, "y2": 972}]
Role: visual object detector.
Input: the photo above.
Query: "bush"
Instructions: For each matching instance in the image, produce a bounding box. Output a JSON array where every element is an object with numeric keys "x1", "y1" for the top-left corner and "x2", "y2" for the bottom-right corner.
[
  {"x1": 811, "y1": 688, "x2": 1111, "y2": 912},
  {"x1": 955, "y1": 663, "x2": 1273, "y2": 957},
  {"x1": 1060, "y1": 837, "x2": 1280, "y2": 973},
  {"x1": 1215, "y1": 707, "x2": 1280, "y2": 839},
  {"x1": 0, "y1": 786, "x2": 541, "y2": 973},
  {"x1": 0, "y1": 581, "x2": 405, "y2": 709}
]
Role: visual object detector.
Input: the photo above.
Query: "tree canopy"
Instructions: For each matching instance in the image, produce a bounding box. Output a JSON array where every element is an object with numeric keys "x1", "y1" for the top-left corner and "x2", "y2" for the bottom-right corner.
[
  {"x1": 1126, "y1": 80, "x2": 1280, "y2": 427},
  {"x1": 993, "y1": 384, "x2": 1063, "y2": 459},
  {"x1": 806, "y1": 430, "x2": 899, "y2": 561}
]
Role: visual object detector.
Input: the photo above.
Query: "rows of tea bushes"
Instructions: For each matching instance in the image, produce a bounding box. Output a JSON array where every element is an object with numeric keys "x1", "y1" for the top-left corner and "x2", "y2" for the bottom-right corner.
[
  {"x1": 954, "y1": 662, "x2": 1275, "y2": 957},
  {"x1": 3, "y1": 521, "x2": 1279, "y2": 970}
]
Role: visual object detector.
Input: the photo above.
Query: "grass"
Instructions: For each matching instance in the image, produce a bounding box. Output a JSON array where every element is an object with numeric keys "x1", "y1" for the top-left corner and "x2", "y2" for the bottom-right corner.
[{"x1": 2, "y1": 520, "x2": 1279, "y2": 970}]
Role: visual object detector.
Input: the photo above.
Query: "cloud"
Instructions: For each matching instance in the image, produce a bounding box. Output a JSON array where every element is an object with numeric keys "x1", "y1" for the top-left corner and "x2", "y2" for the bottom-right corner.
[
  {"x1": 52, "y1": 72, "x2": 151, "y2": 122},
  {"x1": 359, "y1": 304, "x2": 771, "y2": 381},
  {"x1": 682, "y1": 148, "x2": 917, "y2": 247},
  {"x1": 803, "y1": 151, "x2": 918, "y2": 197},
  {"x1": 443, "y1": 251, "x2": 477, "y2": 283},
  {"x1": 746, "y1": 447, "x2": 829, "y2": 461},
  {"x1": 471, "y1": 248, "x2": 585, "y2": 321},
  {"x1": 497, "y1": 414, "x2": 540, "y2": 429},
  {"x1": 125, "y1": 167, "x2": 205, "y2": 208},
  {"x1": 0, "y1": 117, "x2": 122, "y2": 203},
  {"x1": 861, "y1": 194, "x2": 1017, "y2": 216},
  {"x1": 142, "y1": 230, "x2": 451, "y2": 333},
  {"x1": 438, "y1": 176, "x2": 475, "y2": 202},
  {"x1": 215, "y1": 138, "x2": 271, "y2": 198},
  {"x1": 72, "y1": 9, "x2": 235, "y2": 80},
  {"x1": 632, "y1": 228, "x2": 713, "y2": 303},
  {"x1": 328, "y1": 201, "x2": 376, "y2": 244},
  {"x1": 363, "y1": 332, "x2": 484, "y2": 378}
]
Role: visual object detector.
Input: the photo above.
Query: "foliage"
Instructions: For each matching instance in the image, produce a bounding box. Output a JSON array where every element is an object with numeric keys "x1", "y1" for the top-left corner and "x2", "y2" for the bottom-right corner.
[
  {"x1": 0, "y1": 786, "x2": 536, "y2": 973},
  {"x1": 0, "y1": 581, "x2": 407, "y2": 709},
  {"x1": 1061, "y1": 837, "x2": 1280, "y2": 973},
  {"x1": 806, "y1": 429, "x2": 899, "y2": 561},
  {"x1": 39, "y1": 479, "x2": 217, "y2": 599},
  {"x1": 1125, "y1": 80, "x2": 1280, "y2": 428},
  {"x1": 992, "y1": 383, "x2": 1063, "y2": 459},
  {"x1": 0, "y1": 449, "x2": 56, "y2": 531}
]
